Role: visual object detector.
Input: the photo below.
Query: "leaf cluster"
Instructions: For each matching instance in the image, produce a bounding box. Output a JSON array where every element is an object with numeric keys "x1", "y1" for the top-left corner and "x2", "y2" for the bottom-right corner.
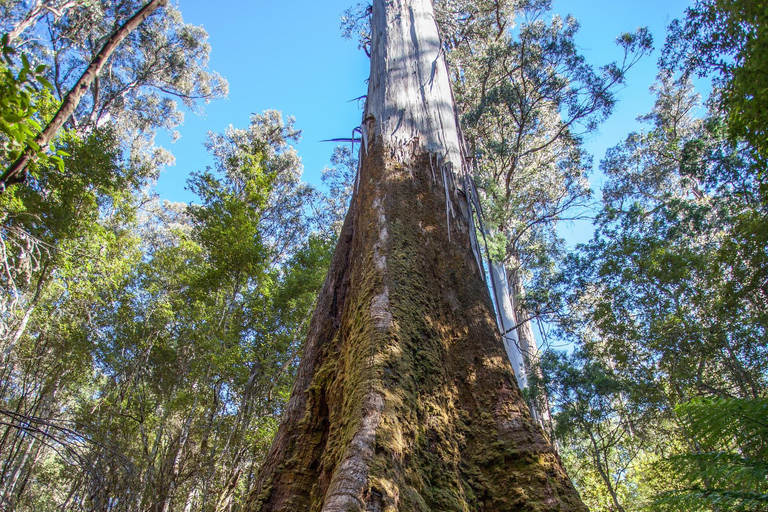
[
  {"x1": 651, "y1": 398, "x2": 768, "y2": 511},
  {"x1": 0, "y1": 34, "x2": 64, "y2": 173}
]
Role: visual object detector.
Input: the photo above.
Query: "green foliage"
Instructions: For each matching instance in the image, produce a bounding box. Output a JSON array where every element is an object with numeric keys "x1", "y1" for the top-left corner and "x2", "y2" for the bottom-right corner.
[
  {"x1": 0, "y1": 121, "x2": 149, "y2": 510},
  {"x1": 430, "y1": 0, "x2": 652, "y2": 299},
  {"x1": 529, "y1": 349, "x2": 657, "y2": 512},
  {"x1": 651, "y1": 398, "x2": 768, "y2": 512},
  {"x1": 0, "y1": 105, "x2": 337, "y2": 510},
  {"x1": 537, "y1": 74, "x2": 767, "y2": 404},
  {"x1": 0, "y1": 34, "x2": 63, "y2": 173},
  {"x1": 663, "y1": 0, "x2": 768, "y2": 190},
  {"x1": 528, "y1": 46, "x2": 768, "y2": 512}
]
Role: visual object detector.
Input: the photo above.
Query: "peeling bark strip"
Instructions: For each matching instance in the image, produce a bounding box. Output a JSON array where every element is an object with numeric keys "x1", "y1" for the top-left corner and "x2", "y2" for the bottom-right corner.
[
  {"x1": 244, "y1": 1, "x2": 587, "y2": 511},
  {"x1": 365, "y1": 0, "x2": 462, "y2": 166},
  {"x1": 491, "y1": 262, "x2": 528, "y2": 390},
  {"x1": 322, "y1": 392, "x2": 384, "y2": 511}
]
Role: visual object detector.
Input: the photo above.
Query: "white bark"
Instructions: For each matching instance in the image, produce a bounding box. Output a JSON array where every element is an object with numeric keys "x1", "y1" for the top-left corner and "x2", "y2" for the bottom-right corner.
[
  {"x1": 508, "y1": 267, "x2": 536, "y2": 365},
  {"x1": 490, "y1": 262, "x2": 528, "y2": 390},
  {"x1": 365, "y1": 0, "x2": 462, "y2": 168},
  {"x1": 508, "y1": 267, "x2": 553, "y2": 429}
]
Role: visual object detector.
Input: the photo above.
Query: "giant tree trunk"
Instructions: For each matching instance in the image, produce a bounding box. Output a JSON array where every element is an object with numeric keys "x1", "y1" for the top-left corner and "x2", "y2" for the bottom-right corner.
[{"x1": 244, "y1": 0, "x2": 585, "y2": 510}]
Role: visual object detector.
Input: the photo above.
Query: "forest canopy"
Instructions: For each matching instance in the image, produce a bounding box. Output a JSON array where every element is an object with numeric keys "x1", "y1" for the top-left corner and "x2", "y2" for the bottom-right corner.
[{"x1": 0, "y1": 0, "x2": 765, "y2": 511}]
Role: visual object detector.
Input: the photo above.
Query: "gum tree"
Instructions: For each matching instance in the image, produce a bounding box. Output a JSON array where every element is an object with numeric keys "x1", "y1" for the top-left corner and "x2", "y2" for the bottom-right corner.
[{"x1": 244, "y1": 0, "x2": 585, "y2": 510}]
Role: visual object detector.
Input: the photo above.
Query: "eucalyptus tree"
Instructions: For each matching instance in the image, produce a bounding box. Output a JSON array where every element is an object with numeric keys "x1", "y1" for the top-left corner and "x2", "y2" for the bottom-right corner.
[
  {"x1": 341, "y1": 0, "x2": 652, "y2": 408},
  {"x1": 244, "y1": 0, "x2": 584, "y2": 510},
  {"x1": 425, "y1": 0, "x2": 652, "y2": 415},
  {"x1": 663, "y1": 0, "x2": 768, "y2": 172},
  {"x1": 529, "y1": 71, "x2": 768, "y2": 510},
  {"x1": 0, "y1": 0, "x2": 227, "y2": 188}
]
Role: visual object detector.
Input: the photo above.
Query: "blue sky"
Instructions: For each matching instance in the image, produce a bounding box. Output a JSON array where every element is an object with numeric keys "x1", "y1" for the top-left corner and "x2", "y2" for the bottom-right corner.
[
  {"x1": 156, "y1": 0, "x2": 697, "y2": 229},
  {"x1": 154, "y1": 0, "x2": 369, "y2": 202}
]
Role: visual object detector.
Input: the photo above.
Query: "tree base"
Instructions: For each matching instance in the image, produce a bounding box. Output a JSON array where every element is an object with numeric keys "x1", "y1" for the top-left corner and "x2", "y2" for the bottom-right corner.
[{"x1": 245, "y1": 144, "x2": 586, "y2": 512}]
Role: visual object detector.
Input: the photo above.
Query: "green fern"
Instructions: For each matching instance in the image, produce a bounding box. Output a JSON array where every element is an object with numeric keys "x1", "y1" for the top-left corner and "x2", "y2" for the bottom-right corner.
[{"x1": 650, "y1": 397, "x2": 768, "y2": 511}]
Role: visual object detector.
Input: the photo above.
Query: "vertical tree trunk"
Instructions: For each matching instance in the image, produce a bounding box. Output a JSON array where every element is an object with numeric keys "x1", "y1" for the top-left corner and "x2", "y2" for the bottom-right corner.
[
  {"x1": 507, "y1": 265, "x2": 554, "y2": 432},
  {"x1": 244, "y1": 1, "x2": 585, "y2": 510}
]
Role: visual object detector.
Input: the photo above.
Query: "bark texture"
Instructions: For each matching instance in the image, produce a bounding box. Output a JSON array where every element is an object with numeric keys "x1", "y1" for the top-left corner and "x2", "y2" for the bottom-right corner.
[
  {"x1": 244, "y1": 0, "x2": 586, "y2": 510},
  {"x1": 491, "y1": 262, "x2": 528, "y2": 390},
  {"x1": 365, "y1": 0, "x2": 461, "y2": 165}
]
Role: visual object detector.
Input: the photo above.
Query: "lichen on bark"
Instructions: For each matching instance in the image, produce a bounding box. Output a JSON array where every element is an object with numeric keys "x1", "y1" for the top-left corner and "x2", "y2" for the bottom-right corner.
[
  {"x1": 244, "y1": 0, "x2": 586, "y2": 510},
  {"x1": 245, "y1": 144, "x2": 586, "y2": 511}
]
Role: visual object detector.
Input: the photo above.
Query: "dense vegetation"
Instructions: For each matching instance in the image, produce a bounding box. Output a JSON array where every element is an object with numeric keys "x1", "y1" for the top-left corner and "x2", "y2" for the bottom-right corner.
[
  {"x1": 525, "y1": 1, "x2": 768, "y2": 510},
  {"x1": 0, "y1": 0, "x2": 765, "y2": 511}
]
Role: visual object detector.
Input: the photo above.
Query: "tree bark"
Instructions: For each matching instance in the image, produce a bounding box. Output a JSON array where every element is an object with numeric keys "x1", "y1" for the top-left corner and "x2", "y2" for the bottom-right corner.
[
  {"x1": 6, "y1": 0, "x2": 81, "y2": 44},
  {"x1": 507, "y1": 265, "x2": 554, "y2": 432},
  {"x1": 0, "y1": 0, "x2": 167, "y2": 191},
  {"x1": 244, "y1": 1, "x2": 586, "y2": 510}
]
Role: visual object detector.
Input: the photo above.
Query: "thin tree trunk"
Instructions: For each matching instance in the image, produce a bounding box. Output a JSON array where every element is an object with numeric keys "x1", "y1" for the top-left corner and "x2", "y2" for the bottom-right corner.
[
  {"x1": 586, "y1": 429, "x2": 626, "y2": 512},
  {"x1": 507, "y1": 265, "x2": 554, "y2": 431},
  {"x1": 0, "y1": 0, "x2": 167, "y2": 190},
  {"x1": 490, "y1": 262, "x2": 528, "y2": 388},
  {"x1": 507, "y1": 267, "x2": 536, "y2": 366},
  {"x1": 5, "y1": 435, "x2": 36, "y2": 499},
  {"x1": 8, "y1": 434, "x2": 44, "y2": 507},
  {"x1": 6, "y1": 0, "x2": 81, "y2": 44},
  {"x1": 244, "y1": 1, "x2": 585, "y2": 510}
]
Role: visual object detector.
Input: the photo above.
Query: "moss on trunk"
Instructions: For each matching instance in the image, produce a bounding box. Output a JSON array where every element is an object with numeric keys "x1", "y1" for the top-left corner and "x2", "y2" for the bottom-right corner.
[{"x1": 244, "y1": 142, "x2": 586, "y2": 512}]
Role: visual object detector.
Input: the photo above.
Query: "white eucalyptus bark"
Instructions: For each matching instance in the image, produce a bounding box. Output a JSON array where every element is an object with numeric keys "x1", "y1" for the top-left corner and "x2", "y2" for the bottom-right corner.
[
  {"x1": 365, "y1": 0, "x2": 462, "y2": 168},
  {"x1": 490, "y1": 262, "x2": 528, "y2": 390},
  {"x1": 508, "y1": 265, "x2": 553, "y2": 429},
  {"x1": 508, "y1": 267, "x2": 536, "y2": 366}
]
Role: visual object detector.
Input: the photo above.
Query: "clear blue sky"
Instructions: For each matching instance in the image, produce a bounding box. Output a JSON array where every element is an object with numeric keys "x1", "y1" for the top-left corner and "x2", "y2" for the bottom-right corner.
[
  {"x1": 154, "y1": 0, "x2": 369, "y2": 203},
  {"x1": 156, "y1": 0, "x2": 696, "y2": 222}
]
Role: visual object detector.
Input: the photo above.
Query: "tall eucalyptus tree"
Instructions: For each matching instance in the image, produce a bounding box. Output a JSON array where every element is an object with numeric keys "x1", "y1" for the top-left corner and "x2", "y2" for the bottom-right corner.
[
  {"x1": 245, "y1": 1, "x2": 584, "y2": 510},
  {"x1": 433, "y1": 0, "x2": 652, "y2": 397}
]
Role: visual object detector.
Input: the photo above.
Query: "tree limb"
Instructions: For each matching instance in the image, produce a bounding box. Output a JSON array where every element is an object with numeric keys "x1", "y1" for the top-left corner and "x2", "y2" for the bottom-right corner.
[{"x1": 0, "y1": 0, "x2": 168, "y2": 191}]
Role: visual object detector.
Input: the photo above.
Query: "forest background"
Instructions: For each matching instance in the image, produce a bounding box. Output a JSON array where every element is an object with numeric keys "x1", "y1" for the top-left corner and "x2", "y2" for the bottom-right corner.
[{"x1": 0, "y1": 0, "x2": 765, "y2": 511}]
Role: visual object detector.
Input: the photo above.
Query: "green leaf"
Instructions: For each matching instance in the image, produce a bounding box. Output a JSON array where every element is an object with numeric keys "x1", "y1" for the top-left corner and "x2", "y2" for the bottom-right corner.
[{"x1": 37, "y1": 76, "x2": 52, "y2": 89}]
